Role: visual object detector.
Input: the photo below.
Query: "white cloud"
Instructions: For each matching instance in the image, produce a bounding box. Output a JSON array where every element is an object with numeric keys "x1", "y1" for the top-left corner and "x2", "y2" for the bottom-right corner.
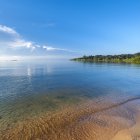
[
  {"x1": 0, "y1": 24, "x2": 77, "y2": 55},
  {"x1": 0, "y1": 24, "x2": 36, "y2": 51},
  {"x1": 43, "y1": 46, "x2": 57, "y2": 51},
  {"x1": 0, "y1": 25, "x2": 18, "y2": 36},
  {"x1": 43, "y1": 45, "x2": 76, "y2": 53},
  {"x1": 10, "y1": 39, "x2": 34, "y2": 48}
]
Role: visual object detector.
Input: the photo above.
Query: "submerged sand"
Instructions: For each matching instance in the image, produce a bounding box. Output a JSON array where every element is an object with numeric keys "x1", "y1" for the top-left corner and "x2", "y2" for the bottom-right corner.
[
  {"x1": 0, "y1": 97, "x2": 140, "y2": 140},
  {"x1": 112, "y1": 105, "x2": 140, "y2": 140}
]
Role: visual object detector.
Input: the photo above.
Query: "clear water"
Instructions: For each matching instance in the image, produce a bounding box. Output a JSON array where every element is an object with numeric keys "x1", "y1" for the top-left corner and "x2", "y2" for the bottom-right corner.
[{"x1": 0, "y1": 60, "x2": 140, "y2": 131}]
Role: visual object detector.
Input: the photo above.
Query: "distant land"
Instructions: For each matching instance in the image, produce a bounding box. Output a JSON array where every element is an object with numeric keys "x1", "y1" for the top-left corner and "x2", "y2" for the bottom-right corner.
[{"x1": 72, "y1": 53, "x2": 140, "y2": 64}]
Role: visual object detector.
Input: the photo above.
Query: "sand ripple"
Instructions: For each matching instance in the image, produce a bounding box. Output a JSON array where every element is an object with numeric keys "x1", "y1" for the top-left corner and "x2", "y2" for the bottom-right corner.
[{"x1": 1, "y1": 97, "x2": 140, "y2": 140}]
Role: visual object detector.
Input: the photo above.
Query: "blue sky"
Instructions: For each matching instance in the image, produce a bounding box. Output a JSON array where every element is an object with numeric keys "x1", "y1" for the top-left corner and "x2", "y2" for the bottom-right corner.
[{"x1": 0, "y1": 0, "x2": 140, "y2": 59}]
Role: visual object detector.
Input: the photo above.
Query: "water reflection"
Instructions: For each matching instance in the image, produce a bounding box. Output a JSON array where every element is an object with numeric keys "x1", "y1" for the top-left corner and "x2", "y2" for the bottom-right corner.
[{"x1": 27, "y1": 67, "x2": 32, "y2": 77}]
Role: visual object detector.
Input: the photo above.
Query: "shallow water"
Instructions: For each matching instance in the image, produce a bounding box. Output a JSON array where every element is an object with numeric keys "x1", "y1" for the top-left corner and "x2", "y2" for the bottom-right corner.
[{"x1": 0, "y1": 60, "x2": 140, "y2": 139}]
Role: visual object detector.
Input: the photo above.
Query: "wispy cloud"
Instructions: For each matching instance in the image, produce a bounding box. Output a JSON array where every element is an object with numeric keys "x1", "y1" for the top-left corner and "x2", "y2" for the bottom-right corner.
[
  {"x1": 32, "y1": 22, "x2": 55, "y2": 28},
  {"x1": 0, "y1": 24, "x2": 35, "y2": 51},
  {"x1": 43, "y1": 46, "x2": 76, "y2": 53},
  {"x1": 0, "y1": 25, "x2": 18, "y2": 36},
  {"x1": 10, "y1": 39, "x2": 36, "y2": 52},
  {"x1": 0, "y1": 24, "x2": 78, "y2": 55}
]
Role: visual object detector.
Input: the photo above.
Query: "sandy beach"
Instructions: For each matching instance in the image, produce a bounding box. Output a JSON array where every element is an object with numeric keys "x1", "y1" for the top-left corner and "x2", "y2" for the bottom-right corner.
[{"x1": 112, "y1": 106, "x2": 140, "y2": 140}]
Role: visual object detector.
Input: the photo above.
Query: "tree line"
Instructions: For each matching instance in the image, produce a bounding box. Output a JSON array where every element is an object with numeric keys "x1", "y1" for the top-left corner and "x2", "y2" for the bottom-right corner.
[{"x1": 72, "y1": 53, "x2": 140, "y2": 64}]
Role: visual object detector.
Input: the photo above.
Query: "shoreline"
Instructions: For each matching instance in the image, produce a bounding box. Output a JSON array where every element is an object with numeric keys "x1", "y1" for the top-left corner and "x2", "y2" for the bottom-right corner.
[
  {"x1": 71, "y1": 52, "x2": 140, "y2": 64},
  {"x1": 112, "y1": 110, "x2": 140, "y2": 140}
]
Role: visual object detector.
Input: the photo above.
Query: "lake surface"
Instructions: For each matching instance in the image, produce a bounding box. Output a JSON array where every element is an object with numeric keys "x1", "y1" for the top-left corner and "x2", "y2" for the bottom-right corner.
[{"x1": 0, "y1": 60, "x2": 140, "y2": 139}]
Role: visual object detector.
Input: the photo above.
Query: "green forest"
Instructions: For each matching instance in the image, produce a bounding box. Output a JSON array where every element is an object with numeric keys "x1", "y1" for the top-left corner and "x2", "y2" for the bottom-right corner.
[{"x1": 72, "y1": 53, "x2": 140, "y2": 64}]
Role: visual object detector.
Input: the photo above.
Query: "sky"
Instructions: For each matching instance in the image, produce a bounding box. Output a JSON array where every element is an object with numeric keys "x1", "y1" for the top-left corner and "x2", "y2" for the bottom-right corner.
[{"x1": 0, "y1": 0, "x2": 140, "y2": 59}]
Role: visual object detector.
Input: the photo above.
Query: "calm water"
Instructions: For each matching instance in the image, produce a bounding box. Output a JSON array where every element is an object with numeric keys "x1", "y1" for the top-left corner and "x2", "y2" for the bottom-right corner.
[{"x1": 0, "y1": 60, "x2": 140, "y2": 131}]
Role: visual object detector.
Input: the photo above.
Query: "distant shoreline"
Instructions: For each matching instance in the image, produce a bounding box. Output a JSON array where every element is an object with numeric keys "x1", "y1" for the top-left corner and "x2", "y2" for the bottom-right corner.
[{"x1": 72, "y1": 53, "x2": 140, "y2": 64}]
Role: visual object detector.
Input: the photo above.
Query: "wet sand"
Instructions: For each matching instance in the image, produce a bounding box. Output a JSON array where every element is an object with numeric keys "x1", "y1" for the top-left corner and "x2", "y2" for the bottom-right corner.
[
  {"x1": 112, "y1": 104, "x2": 140, "y2": 140},
  {"x1": 0, "y1": 97, "x2": 140, "y2": 140}
]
